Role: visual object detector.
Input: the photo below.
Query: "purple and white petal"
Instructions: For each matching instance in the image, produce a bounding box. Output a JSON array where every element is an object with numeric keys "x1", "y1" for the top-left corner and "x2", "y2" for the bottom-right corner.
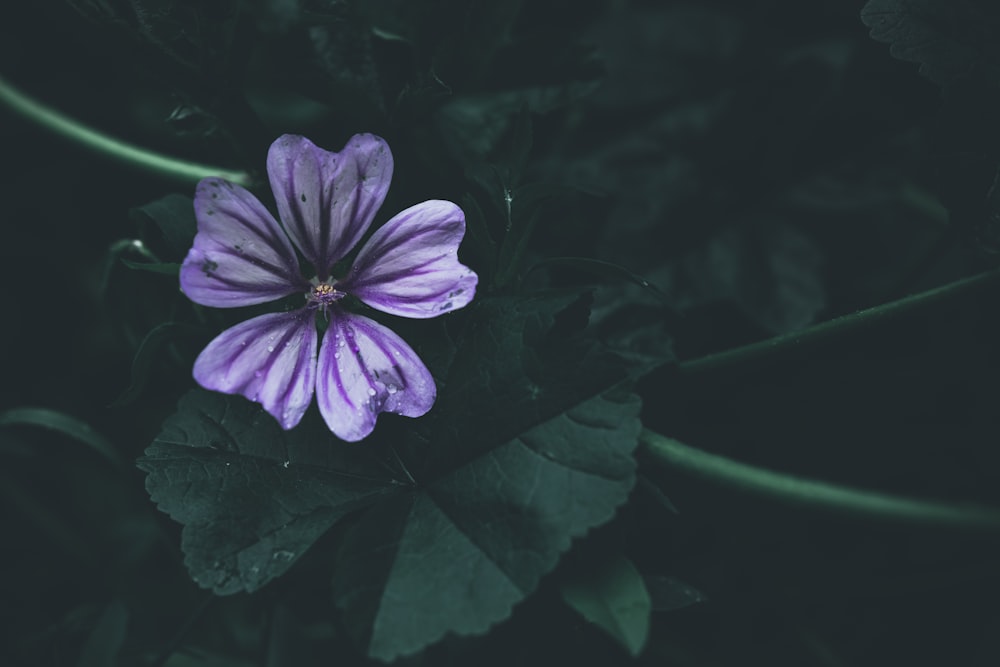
[
  {"x1": 266, "y1": 134, "x2": 393, "y2": 279},
  {"x1": 316, "y1": 311, "x2": 435, "y2": 442},
  {"x1": 180, "y1": 179, "x2": 305, "y2": 308},
  {"x1": 193, "y1": 309, "x2": 318, "y2": 430},
  {"x1": 340, "y1": 200, "x2": 478, "y2": 319}
]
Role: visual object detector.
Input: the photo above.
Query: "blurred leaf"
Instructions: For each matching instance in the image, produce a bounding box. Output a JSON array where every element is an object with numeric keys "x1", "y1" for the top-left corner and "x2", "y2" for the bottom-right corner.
[
  {"x1": 265, "y1": 7, "x2": 385, "y2": 121},
  {"x1": 121, "y1": 259, "x2": 182, "y2": 276},
  {"x1": 130, "y1": 194, "x2": 197, "y2": 259},
  {"x1": 111, "y1": 322, "x2": 203, "y2": 407},
  {"x1": 0, "y1": 407, "x2": 123, "y2": 468},
  {"x1": 436, "y1": 77, "x2": 600, "y2": 164},
  {"x1": 861, "y1": 0, "x2": 1000, "y2": 86},
  {"x1": 559, "y1": 553, "x2": 651, "y2": 657},
  {"x1": 464, "y1": 180, "x2": 579, "y2": 288},
  {"x1": 434, "y1": 1, "x2": 525, "y2": 85},
  {"x1": 242, "y1": 0, "x2": 303, "y2": 32},
  {"x1": 643, "y1": 575, "x2": 707, "y2": 613},
  {"x1": 530, "y1": 256, "x2": 672, "y2": 307},
  {"x1": 101, "y1": 239, "x2": 161, "y2": 294},
  {"x1": 459, "y1": 193, "x2": 498, "y2": 287},
  {"x1": 76, "y1": 600, "x2": 128, "y2": 667},
  {"x1": 665, "y1": 222, "x2": 826, "y2": 334},
  {"x1": 141, "y1": 292, "x2": 646, "y2": 661},
  {"x1": 164, "y1": 648, "x2": 256, "y2": 667}
]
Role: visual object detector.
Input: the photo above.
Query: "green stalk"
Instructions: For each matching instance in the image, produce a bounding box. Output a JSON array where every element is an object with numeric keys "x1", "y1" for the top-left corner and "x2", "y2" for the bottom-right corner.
[
  {"x1": 0, "y1": 75, "x2": 251, "y2": 185},
  {"x1": 679, "y1": 267, "x2": 1000, "y2": 376},
  {"x1": 639, "y1": 430, "x2": 1000, "y2": 530}
]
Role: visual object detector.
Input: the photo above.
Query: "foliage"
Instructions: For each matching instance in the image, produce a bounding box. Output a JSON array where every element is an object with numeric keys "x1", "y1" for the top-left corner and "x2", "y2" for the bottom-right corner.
[{"x1": 5, "y1": 1, "x2": 1000, "y2": 666}]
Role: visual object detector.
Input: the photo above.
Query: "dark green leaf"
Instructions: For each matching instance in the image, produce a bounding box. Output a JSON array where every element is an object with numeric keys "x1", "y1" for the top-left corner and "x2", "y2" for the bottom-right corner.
[
  {"x1": 860, "y1": 0, "x2": 1000, "y2": 86},
  {"x1": 141, "y1": 292, "x2": 645, "y2": 661},
  {"x1": 0, "y1": 407, "x2": 123, "y2": 468},
  {"x1": 139, "y1": 392, "x2": 401, "y2": 594},
  {"x1": 559, "y1": 554, "x2": 651, "y2": 657},
  {"x1": 130, "y1": 194, "x2": 197, "y2": 258}
]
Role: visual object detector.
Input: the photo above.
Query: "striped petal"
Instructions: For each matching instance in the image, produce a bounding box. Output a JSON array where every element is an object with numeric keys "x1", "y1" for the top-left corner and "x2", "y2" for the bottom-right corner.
[
  {"x1": 180, "y1": 179, "x2": 305, "y2": 307},
  {"x1": 266, "y1": 134, "x2": 393, "y2": 279},
  {"x1": 341, "y1": 200, "x2": 478, "y2": 319},
  {"x1": 316, "y1": 311, "x2": 435, "y2": 442},
  {"x1": 192, "y1": 309, "x2": 318, "y2": 430}
]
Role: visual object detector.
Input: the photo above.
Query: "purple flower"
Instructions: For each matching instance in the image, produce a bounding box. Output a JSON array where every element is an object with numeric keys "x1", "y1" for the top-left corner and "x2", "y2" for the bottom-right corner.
[{"x1": 179, "y1": 134, "x2": 477, "y2": 442}]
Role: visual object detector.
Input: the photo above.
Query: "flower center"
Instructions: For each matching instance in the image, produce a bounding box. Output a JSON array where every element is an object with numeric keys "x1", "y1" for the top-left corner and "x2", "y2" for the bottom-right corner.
[{"x1": 306, "y1": 280, "x2": 345, "y2": 311}]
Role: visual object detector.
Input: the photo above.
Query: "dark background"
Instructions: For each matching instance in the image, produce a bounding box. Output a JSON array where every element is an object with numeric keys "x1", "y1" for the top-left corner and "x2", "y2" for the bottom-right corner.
[{"x1": 3, "y1": 1, "x2": 1000, "y2": 665}]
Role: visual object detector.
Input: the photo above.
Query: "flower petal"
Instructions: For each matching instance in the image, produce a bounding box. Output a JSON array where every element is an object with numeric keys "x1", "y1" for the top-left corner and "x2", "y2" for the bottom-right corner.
[
  {"x1": 181, "y1": 179, "x2": 304, "y2": 307},
  {"x1": 193, "y1": 310, "x2": 318, "y2": 430},
  {"x1": 266, "y1": 134, "x2": 393, "y2": 279},
  {"x1": 341, "y1": 200, "x2": 478, "y2": 319},
  {"x1": 316, "y1": 311, "x2": 435, "y2": 442}
]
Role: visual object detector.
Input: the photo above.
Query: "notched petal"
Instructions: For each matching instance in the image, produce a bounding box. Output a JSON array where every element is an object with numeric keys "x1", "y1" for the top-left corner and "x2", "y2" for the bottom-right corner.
[
  {"x1": 316, "y1": 312, "x2": 435, "y2": 442},
  {"x1": 343, "y1": 200, "x2": 478, "y2": 319},
  {"x1": 193, "y1": 310, "x2": 318, "y2": 430},
  {"x1": 181, "y1": 179, "x2": 303, "y2": 307},
  {"x1": 267, "y1": 134, "x2": 393, "y2": 278}
]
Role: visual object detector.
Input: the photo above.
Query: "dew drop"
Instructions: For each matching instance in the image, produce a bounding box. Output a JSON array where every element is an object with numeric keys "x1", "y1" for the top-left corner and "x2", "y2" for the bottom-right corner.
[
  {"x1": 267, "y1": 345, "x2": 275, "y2": 352},
  {"x1": 367, "y1": 387, "x2": 376, "y2": 396},
  {"x1": 333, "y1": 351, "x2": 340, "y2": 359},
  {"x1": 387, "y1": 384, "x2": 398, "y2": 395}
]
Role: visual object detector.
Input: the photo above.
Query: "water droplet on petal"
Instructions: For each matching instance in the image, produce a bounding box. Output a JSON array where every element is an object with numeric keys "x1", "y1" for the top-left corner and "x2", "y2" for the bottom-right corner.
[
  {"x1": 334, "y1": 351, "x2": 340, "y2": 359},
  {"x1": 267, "y1": 345, "x2": 275, "y2": 352},
  {"x1": 387, "y1": 384, "x2": 398, "y2": 395},
  {"x1": 367, "y1": 387, "x2": 376, "y2": 396}
]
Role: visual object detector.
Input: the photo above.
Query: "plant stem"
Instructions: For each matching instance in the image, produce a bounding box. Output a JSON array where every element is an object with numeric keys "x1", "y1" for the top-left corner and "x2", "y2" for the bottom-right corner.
[
  {"x1": 0, "y1": 75, "x2": 251, "y2": 185},
  {"x1": 679, "y1": 267, "x2": 1000, "y2": 377},
  {"x1": 639, "y1": 430, "x2": 1000, "y2": 530}
]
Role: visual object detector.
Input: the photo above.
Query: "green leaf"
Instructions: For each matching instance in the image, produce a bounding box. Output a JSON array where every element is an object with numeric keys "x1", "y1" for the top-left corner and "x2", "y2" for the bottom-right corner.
[
  {"x1": 130, "y1": 194, "x2": 197, "y2": 258},
  {"x1": 559, "y1": 554, "x2": 651, "y2": 657},
  {"x1": 139, "y1": 393, "x2": 401, "y2": 594},
  {"x1": 0, "y1": 407, "x2": 123, "y2": 468},
  {"x1": 140, "y1": 292, "x2": 645, "y2": 661}
]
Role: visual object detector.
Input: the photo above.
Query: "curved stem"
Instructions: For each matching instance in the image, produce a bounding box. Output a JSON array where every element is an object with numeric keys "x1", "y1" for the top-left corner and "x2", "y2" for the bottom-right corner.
[
  {"x1": 639, "y1": 430, "x2": 1000, "y2": 530},
  {"x1": 0, "y1": 75, "x2": 251, "y2": 185},
  {"x1": 679, "y1": 267, "x2": 1000, "y2": 377}
]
